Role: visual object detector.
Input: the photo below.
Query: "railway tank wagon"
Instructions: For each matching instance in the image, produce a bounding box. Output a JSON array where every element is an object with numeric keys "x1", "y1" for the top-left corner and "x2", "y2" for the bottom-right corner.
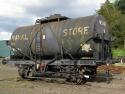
[{"x1": 8, "y1": 14, "x2": 112, "y2": 84}]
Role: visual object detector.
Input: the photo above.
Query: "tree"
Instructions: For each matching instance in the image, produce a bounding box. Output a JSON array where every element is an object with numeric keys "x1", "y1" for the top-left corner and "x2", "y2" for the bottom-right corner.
[
  {"x1": 98, "y1": 0, "x2": 125, "y2": 48},
  {"x1": 115, "y1": 0, "x2": 125, "y2": 14}
]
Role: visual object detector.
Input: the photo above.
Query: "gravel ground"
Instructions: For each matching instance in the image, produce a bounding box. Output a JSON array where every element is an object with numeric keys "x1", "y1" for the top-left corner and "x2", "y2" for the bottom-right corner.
[{"x1": 1, "y1": 63, "x2": 125, "y2": 94}]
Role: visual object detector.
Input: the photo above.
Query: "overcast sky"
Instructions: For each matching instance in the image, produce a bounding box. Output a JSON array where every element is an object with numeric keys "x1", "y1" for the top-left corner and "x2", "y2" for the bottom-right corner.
[{"x1": 0, "y1": 0, "x2": 107, "y2": 40}]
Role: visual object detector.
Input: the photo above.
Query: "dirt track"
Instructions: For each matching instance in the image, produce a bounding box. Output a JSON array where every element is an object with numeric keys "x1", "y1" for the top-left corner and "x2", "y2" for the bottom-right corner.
[{"x1": 1, "y1": 63, "x2": 125, "y2": 94}]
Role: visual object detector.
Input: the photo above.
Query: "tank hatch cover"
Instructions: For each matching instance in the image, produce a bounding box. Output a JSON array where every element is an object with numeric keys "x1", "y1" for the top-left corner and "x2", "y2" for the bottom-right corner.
[{"x1": 35, "y1": 14, "x2": 70, "y2": 24}]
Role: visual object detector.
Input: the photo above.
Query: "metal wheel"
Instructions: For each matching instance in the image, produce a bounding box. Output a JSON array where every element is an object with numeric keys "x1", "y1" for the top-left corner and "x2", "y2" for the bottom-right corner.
[
  {"x1": 27, "y1": 68, "x2": 34, "y2": 78},
  {"x1": 84, "y1": 66, "x2": 97, "y2": 81},
  {"x1": 75, "y1": 68, "x2": 87, "y2": 85},
  {"x1": 18, "y1": 66, "x2": 34, "y2": 79},
  {"x1": 75, "y1": 76, "x2": 83, "y2": 85},
  {"x1": 66, "y1": 77, "x2": 71, "y2": 82},
  {"x1": 18, "y1": 68, "x2": 27, "y2": 79}
]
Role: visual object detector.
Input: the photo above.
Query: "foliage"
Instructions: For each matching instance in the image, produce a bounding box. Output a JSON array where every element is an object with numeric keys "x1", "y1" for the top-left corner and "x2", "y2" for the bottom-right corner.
[
  {"x1": 97, "y1": 0, "x2": 125, "y2": 48},
  {"x1": 115, "y1": 0, "x2": 125, "y2": 14}
]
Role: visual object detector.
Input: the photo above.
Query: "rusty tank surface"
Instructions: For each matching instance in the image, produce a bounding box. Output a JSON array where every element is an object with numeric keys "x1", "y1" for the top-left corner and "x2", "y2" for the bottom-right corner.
[{"x1": 10, "y1": 14, "x2": 110, "y2": 59}]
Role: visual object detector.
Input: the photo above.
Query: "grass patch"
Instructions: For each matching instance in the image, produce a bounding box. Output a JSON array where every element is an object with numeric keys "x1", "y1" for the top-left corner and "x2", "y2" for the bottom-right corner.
[{"x1": 112, "y1": 49, "x2": 125, "y2": 57}]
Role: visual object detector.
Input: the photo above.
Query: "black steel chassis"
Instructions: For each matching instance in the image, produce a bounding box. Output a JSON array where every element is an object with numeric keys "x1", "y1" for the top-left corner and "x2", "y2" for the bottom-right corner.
[
  {"x1": 8, "y1": 59, "x2": 105, "y2": 66},
  {"x1": 6, "y1": 59, "x2": 109, "y2": 85}
]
